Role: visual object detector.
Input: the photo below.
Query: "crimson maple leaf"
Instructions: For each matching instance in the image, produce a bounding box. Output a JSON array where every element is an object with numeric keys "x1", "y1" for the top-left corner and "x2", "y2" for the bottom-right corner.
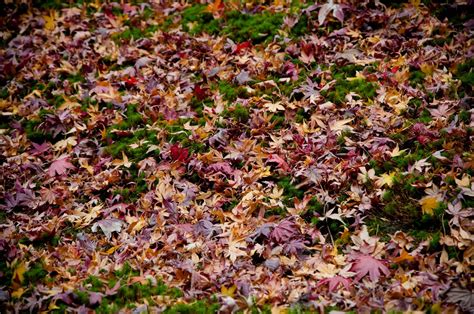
[
  {"x1": 350, "y1": 254, "x2": 389, "y2": 282},
  {"x1": 47, "y1": 156, "x2": 76, "y2": 176},
  {"x1": 169, "y1": 144, "x2": 189, "y2": 162}
]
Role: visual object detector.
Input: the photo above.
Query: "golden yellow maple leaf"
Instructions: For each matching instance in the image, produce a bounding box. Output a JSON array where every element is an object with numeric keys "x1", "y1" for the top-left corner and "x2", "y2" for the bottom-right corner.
[
  {"x1": 43, "y1": 11, "x2": 56, "y2": 31},
  {"x1": 12, "y1": 262, "x2": 27, "y2": 284},
  {"x1": 11, "y1": 287, "x2": 25, "y2": 299},
  {"x1": 419, "y1": 196, "x2": 438, "y2": 215},
  {"x1": 221, "y1": 285, "x2": 237, "y2": 297}
]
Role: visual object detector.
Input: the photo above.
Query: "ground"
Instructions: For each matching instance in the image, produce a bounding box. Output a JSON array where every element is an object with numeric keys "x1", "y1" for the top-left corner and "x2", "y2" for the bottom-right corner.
[{"x1": 0, "y1": 0, "x2": 473, "y2": 313}]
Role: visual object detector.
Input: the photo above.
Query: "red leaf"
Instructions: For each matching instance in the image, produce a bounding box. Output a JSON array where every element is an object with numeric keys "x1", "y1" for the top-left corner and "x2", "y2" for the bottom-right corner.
[
  {"x1": 125, "y1": 76, "x2": 138, "y2": 86},
  {"x1": 267, "y1": 154, "x2": 290, "y2": 172},
  {"x1": 194, "y1": 84, "x2": 207, "y2": 101},
  {"x1": 235, "y1": 41, "x2": 251, "y2": 54},
  {"x1": 170, "y1": 144, "x2": 189, "y2": 162}
]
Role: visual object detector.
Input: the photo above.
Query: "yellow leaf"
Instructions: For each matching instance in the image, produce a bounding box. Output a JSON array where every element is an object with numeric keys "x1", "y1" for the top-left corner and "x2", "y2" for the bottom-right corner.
[
  {"x1": 105, "y1": 245, "x2": 120, "y2": 255},
  {"x1": 12, "y1": 287, "x2": 25, "y2": 299},
  {"x1": 410, "y1": 0, "x2": 420, "y2": 8},
  {"x1": 48, "y1": 300, "x2": 60, "y2": 310},
  {"x1": 419, "y1": 196, "x2": 438, "y2": 215},
  {"x1": 13, "y1": 262, "x2": 27, "y2": 284},
  {"x1": 43, "y1": 11, "x2": 56, "y2": 31},
  {"x1": 377, "y1": 172, "x2": 396, "y2": 188},
  {"x1": 221, "y1": 285, "x2": 237, "y2": 297}
]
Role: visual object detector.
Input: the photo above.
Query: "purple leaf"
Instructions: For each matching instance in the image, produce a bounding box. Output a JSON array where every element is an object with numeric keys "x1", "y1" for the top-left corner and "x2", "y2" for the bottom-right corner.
[
  {"x1": 47, "y1": 156, "x2": 75, "y2": 177},
  {"x1": 271, "y1": 219, "x2": 300, "y2": 244}
]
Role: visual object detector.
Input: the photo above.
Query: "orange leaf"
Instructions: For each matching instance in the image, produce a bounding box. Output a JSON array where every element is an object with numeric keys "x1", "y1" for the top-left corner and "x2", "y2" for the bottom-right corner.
[{"x1": 393, "y1": 249, "x2": 415, "y2": 263}]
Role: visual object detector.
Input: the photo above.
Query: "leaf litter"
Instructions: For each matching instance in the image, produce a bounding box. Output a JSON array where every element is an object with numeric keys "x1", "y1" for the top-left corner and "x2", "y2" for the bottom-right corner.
[{"x1": 0, "y1": 0, "x2": 473, "y2": 312}]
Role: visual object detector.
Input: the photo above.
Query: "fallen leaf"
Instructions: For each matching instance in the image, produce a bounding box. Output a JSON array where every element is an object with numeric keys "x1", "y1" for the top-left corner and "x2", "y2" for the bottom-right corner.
[{"x1": 92, "y1": 219, "x2": 124, "y2": 239}]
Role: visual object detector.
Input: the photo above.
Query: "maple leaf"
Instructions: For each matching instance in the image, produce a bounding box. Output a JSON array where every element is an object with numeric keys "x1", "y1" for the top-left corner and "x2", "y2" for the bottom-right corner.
[
  {"x1": 445, "y1": 287, "x2": 474, "y2": 312},
  {"x1": 235, "y1": 71, "x2": 251, "y2": 85},
  {"x1": 170, "y1": 144, "x2": 189, "y2": 162},
  {"x1": 376, "y1": 172, "x2": 396, "y2": 188},
  {"x1": 30, "y1": 142, "x2": 51, "y2": 156},
  {"x1": 350, "y1": 254, "x2": 389, "y2": 282},
  {"x1": 393, "y1": 249, "x2": 415, "y2": 263},
  {"x1": 263, "y1": 102, "x2": 286, "y2": 113},
  {"x1": 419, "y1": 196, "x2": 439, "y2": 215},
  {"x1": 318, "y1": 0, "x2": 345, "y2": 25},
  {"x1": 317, "y1": 275, "x2": 352, "y2": 292},
  {"x1": 271, "y1": 219, "x2": 300, "y2": 243},
  {"x1": 446, "y1": 202, "x2": 472, "y2": 227},
  {"x1": 43, "y1": 11, "x2": 57, "y2": 31},
  {"x1": 267, "y1": 154, "x2": 290, "y2": 172},
  {"x1": 91, "y1": 219, "x2": 124, "y2": 239},
  {"x1": 234, "y1": 41, "x2": 251, "y2": 54},
  {"x1": 227, "y1": 239, "x2": 246, "y2": 262},
  {"x1": 47, "y1": 156, "x2": 76, "y2": 177}
]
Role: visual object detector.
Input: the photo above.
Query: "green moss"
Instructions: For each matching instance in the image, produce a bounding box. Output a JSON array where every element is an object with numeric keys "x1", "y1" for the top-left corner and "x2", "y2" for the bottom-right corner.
[
  {"x1": 113, "y1": 176, "x2": 147, "y2": 203},
  {"x1": 270, "y1": 113, "x2": 286, "y2": 129},
  {"x1": 264, "y1": 207, "x2": 287, "y2": 218},
  {"x1": 217, "y1": 80, "x2": 248, "y2": 102},
  {"x1": 0, "y1": 88, "x2": 9, "y2": 99},
  {"x1": 277, "y1": 176, "x2": 305, "y2": 205},
  {"x1": 23, "y1": 262, "x2": 48, "y2": 286},
  {"x1": 114, "y1": 262, "x2": 139, "y2": 279},
  {"x1": 164, "y1": 299, "x2": 220, "y2": 314},
  {"x1": 181, "y1": 4, "x2": 220, "y2": 35},
  {"x1": 295, "y1": 108, "x2": 309, "y2": 123},
  {"x1": 222, "y1": 10, "x2": 284, "y2": 44},
  {"x1": 74, "y1": 290, "x2": 90, "y2": 305},
  {"x1": 232, "y1": 104, "x2": 250, "y2": 122},
  {"x1": 290, "y1": 14, "x2": 309, "y2": 38},
  {"x1": 321, "y1": 78, "x2": 376, "y2": 104},
  {"x1": 409, "y1": 70, "x2": 426, "y2": 87},
  {"x1": 22, "y1": 119, "x2": 53, "y2": 142},
  {"x1": 0, "y1": 260, "x2": 13, "y2": 284},
  {"x1": 331, "y1": 64, "x2": 365, "y2": 79},
  {"x1": 302, "y1": 197, "x2": 324, "y2": 223},
  {"x1": 61, "y1": 72, "x2": 85, "y2": 84},
  {"x1": 111, "y1": 25, "x2": 158, "y2": 42},
  {"x1": 454, "y1": 59, "x2": 474, "y2": 96},
  {"x1": 85, "y1": 275, "x2": 103, "y2": 292}
]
